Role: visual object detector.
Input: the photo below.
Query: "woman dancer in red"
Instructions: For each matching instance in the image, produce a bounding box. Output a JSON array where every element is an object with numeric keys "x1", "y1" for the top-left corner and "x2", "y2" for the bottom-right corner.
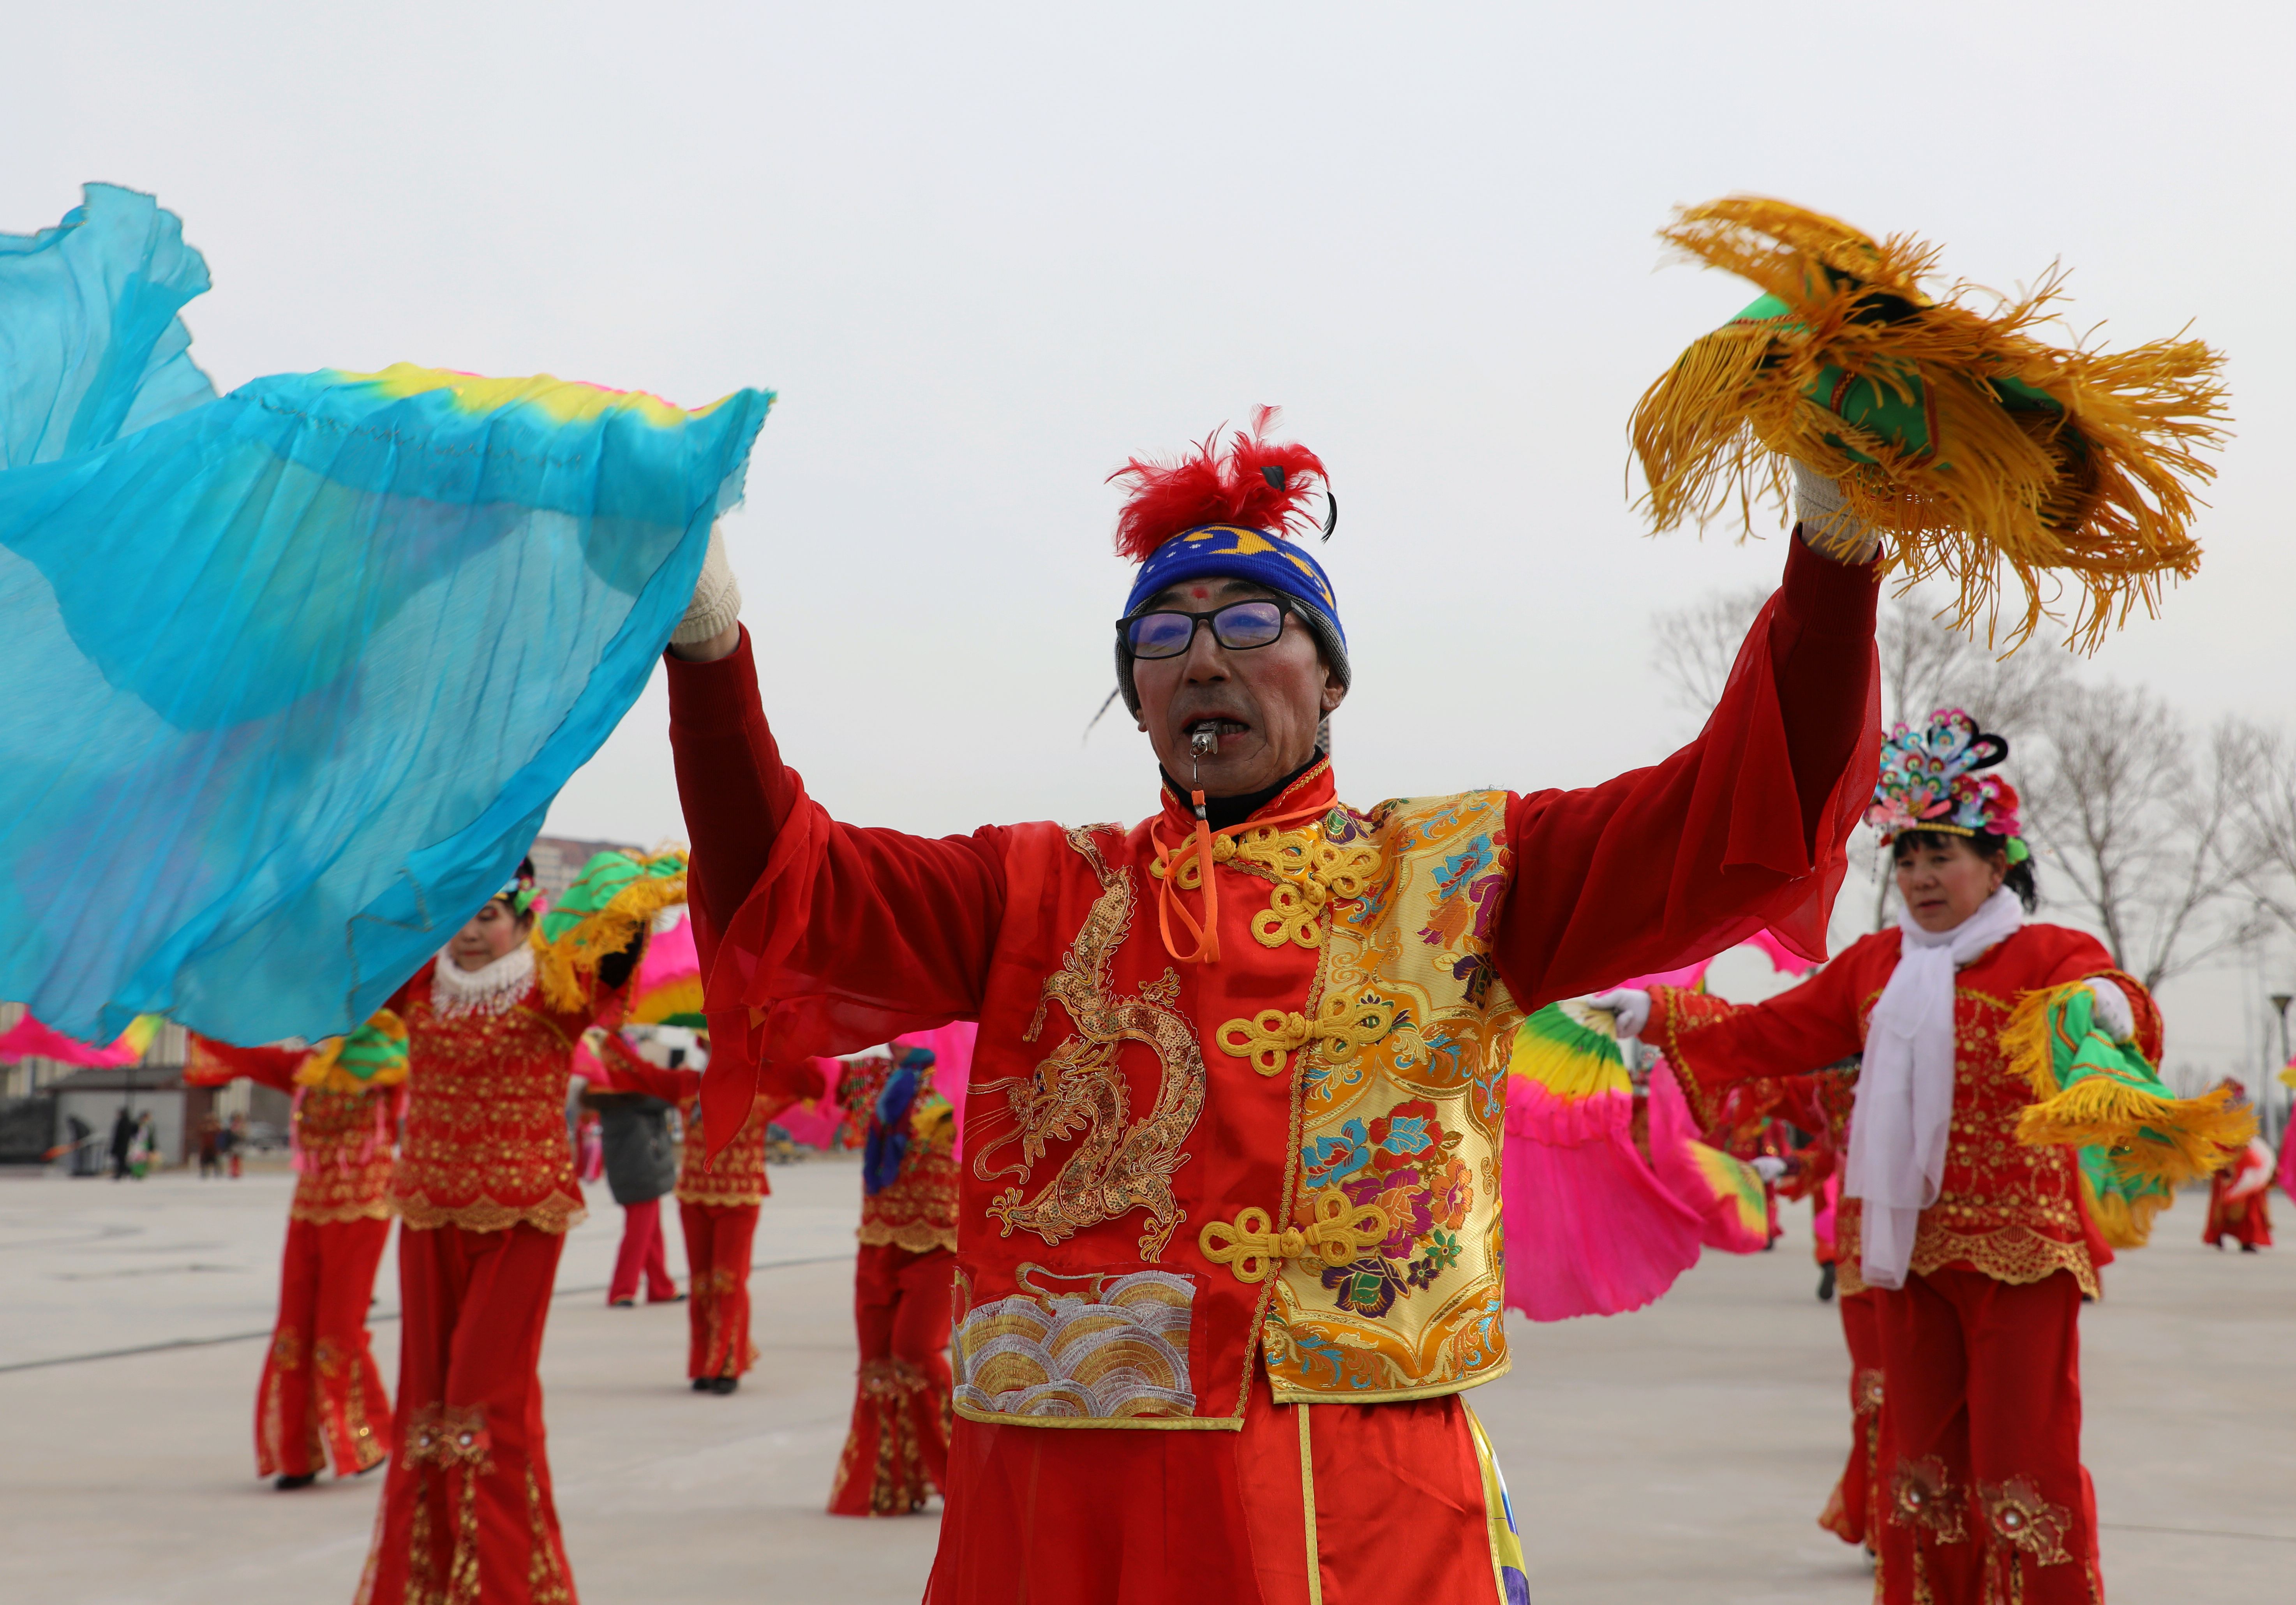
[
  {"x1": 2202, "y1": 1088, "x2": 2274, "y2": 1251},
  {"x1": 593, "y1": 1034, "x2": 816, "y2": 1393},
  {"x1": 829, "y1": 1045, "x2": 959, "y2": 1516},
  {"x1": 358, "y1": 851, "x2": 679, "y2": 1605},
  {"x1": 189, "y1": 1018, "x2": 405, "y2": 1490},
  {"x1": 1599, "y1": 710, "x2": 2247, "y2": 1605}
]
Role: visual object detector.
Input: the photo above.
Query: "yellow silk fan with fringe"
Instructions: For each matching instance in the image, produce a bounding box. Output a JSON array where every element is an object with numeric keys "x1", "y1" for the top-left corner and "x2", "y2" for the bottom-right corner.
[{"x1": 1631, "y1": 197, "x2": 2228, "y2": 648}]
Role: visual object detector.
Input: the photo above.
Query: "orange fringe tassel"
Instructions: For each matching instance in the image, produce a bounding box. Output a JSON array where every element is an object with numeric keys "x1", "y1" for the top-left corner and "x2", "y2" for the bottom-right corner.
[{"x1": 1631, "y1": 197, "x2": 2229, "y2": 649}]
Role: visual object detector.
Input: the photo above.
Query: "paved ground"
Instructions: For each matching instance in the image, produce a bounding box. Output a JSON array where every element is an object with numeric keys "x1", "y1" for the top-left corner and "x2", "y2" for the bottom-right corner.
[{"x1": 0, "y1": 1160, "x2": 2287, "y2": 1604}]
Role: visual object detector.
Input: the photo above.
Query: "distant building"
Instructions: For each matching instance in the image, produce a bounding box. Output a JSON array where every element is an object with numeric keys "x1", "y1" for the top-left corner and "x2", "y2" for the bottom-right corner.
[{"x1": 528, "y1": 834, "x2": 651, "y2": 899}]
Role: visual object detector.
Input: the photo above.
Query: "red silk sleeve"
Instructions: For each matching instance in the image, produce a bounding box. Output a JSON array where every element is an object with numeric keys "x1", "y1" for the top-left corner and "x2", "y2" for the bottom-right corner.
[
  {"x1": 1494, "y1": 538, "x2": 1880, "y2": 1009},
  {"x1": 664, "y1": 628, "x2": 1007, "y2": 1145},
  {"x1": 591, "y1": 1034, "x2": 702, "y2": 1103},
  {"x1": 184, "y1": 1035, "x2": 305, "y2": 1092},
  {"x1": 1646, "y1": 936, "x2": 1880, "y2": 1133}
]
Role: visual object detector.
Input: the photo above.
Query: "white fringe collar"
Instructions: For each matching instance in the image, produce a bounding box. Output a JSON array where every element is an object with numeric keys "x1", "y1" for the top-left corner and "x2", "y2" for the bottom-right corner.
[{"x1": 431, "y1": 942, "x2": 536, "y2": 1018}]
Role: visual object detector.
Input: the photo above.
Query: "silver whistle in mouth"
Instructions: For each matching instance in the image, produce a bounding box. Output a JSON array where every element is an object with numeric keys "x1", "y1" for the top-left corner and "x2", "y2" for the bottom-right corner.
[{"x1": 1190, "y1": 724, "x2": 1222, "y2": 759}]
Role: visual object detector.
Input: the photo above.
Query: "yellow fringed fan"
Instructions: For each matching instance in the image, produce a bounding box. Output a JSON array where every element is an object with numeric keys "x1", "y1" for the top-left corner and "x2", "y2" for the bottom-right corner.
[{"x1": 1632, "y1": 197, "x2": 2229, "y2": 648}]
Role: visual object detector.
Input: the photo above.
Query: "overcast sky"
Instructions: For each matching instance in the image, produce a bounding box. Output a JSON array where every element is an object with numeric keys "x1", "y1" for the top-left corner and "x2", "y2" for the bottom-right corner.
[{"x1": 12, "y1": 2, "x2": 2293, "y2": 1074}]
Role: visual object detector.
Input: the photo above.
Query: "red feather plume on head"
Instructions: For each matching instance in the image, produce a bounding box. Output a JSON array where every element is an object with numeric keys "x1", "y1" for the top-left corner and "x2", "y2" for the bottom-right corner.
[{"x1": 1107, "y1": 405, "x2": 1330, "y2": 562}]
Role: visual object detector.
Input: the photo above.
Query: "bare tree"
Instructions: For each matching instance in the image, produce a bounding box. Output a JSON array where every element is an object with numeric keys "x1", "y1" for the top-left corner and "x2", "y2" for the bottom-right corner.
[
  {"x1": 2020, "y1": 689, "x2": 2259, "y2": 990},
  {"x1": 1651, "y1": 585, "x2": 1769, "y2": 718},
  {"x1": 1649, "y1": 583, "x2": 2071, "y2": 731},
  {"x1": 1651, "y1": 585, "x2": 2076, "y2": 929},
  {"x1": 2226, "y1": 723, "x2": 2296, "y2": 946}
]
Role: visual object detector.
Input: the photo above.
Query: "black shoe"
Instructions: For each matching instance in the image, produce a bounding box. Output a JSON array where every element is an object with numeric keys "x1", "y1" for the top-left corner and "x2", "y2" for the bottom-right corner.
[
  {"x1": 709, "y1": 1375, "x2": 739, "y2": 1395},
  {"x1": 1816, "y1": 1263, "x2": 1836, "y2": 1302},
  {"x1": 691, "y1": 1377, "x2": 712, "y2": 1392},
  {"x1": 2241, "y1": 1244, "x2": 2259, "y2": 1253},
  {"x1": 274, "y1": 1473, "x2": 318, "y2": 1490}
]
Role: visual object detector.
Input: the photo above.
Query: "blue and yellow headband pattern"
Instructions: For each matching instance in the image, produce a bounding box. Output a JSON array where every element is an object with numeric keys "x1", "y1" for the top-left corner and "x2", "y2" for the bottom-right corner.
[{"x1": 1120, "y1": 524, "x2": 1344, "y2": 650}]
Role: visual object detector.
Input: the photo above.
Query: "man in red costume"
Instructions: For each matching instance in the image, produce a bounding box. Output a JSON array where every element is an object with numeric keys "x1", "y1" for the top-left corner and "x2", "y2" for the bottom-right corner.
[
  {"x1": 661, "y1": 414, "x2": 1883, "y2": 1603},
  {"x1": 1600, "y1": 710, "x2": 2249, "y2": 1604},
  {"x1": 189, "y1": 1019, "x2": 405, "y2": 1490},
  {"x1": 358, "y1": 853, "x2": 675, "y2": 1605}
]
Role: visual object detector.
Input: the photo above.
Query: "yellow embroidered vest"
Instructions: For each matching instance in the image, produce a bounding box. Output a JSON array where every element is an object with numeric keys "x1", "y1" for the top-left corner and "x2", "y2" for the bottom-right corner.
[{"x1": 950, "y1": 776, "x2": 1520, "y2": 1427}]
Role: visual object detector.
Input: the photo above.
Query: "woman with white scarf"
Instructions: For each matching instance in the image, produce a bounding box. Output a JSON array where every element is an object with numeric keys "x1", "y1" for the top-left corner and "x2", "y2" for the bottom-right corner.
[{"x1": 1592, "y1": 711, "x2": 2147, "y2": 1605}]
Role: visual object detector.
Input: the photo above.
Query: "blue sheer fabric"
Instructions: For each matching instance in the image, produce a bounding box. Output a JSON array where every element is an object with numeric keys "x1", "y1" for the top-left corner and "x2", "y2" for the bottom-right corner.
[{"x1": 0, "y1": 185, "x2": 772, "y2": 1044}]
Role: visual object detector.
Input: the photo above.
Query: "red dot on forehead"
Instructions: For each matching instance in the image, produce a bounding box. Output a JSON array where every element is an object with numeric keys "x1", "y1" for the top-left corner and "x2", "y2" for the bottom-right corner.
[{"x1": 1190, "y1": 586, "x2": 1210, "y2": 599}]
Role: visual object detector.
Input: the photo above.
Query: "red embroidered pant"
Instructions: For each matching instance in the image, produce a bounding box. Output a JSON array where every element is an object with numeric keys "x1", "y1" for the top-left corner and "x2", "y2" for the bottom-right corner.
[
  {"x1": 925, "y1": 1371, "x2": 1517, "y2": 1605},
  {"x1": 1872, "y1": 1269, "x2": 2101, "y2": 1604},
  {"x1": 829, "y1": 1243, "x2": 953, "y2": 1516},
  {"x1": 679, "y1": 1201, "x2": 759, "y2": 1379},
  {"x1": 1818, "y1": 1288, "x2": 1883, "y2": 1546},
  {"x1": 256, "y1": 1214, "x2": 391, "y2": 1478},
  {"x1": 360, "y1": 1222, "x2": 577, "y2": 1605},
  {"x1": 607, "y1": 1197, "x2": 677, "y2": 1304}
]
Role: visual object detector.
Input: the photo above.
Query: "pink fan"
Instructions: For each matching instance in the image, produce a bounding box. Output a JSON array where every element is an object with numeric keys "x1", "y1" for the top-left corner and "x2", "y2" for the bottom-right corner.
[{"x1": 1502, "y1": 1004, "x2": 1702, "y2": 1320}]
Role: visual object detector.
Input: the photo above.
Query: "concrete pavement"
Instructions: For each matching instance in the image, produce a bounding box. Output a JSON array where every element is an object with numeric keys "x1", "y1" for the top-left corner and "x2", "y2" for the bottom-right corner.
[{"x1": 0, "y1": 1159, "x2": 2287, "y2": 1603}]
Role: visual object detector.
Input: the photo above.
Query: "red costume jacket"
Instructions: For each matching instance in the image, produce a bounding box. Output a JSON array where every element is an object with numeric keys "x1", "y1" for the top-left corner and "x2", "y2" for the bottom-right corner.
[
  {"x1": 601, "y1": 1046, "x2": 776, "y2": 1209},
  {"x1": 1649, "y1": 923, "x2": 2157, "y2": 1297},
  {"x1": 839, "y1": 1057, "x2": 960, "y2": 1255},
  {"x1": 671, "y1": 542, "x2": 1878, "y2": 1425},
  {"x1": 187, "y1": 1038, "x2": 401, "y2": 1223},
  {"x1": 389, "y1": 957, "x2": 622, "y2": 1235}
]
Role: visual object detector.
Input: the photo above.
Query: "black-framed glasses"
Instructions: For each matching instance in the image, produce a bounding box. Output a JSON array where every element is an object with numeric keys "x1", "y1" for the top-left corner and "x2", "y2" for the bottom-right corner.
[{"x1": 1120, "y1": 597, "x2": 1298, "y2": 660}]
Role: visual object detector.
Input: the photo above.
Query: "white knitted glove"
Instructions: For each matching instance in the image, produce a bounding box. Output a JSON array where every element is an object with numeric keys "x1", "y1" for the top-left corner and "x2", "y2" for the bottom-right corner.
[
  {"x1": 1589, "y1": 988, "x2": 1652, "y2": 1039},
  {"x1": 1792, "y1": 461, "x2": 1880, "y2": 562},
  {"x1": 2086, "y1": 977, "x2": 2135, "y2": 1043},
  {"x1": 670, "y1": 521, "x2": 742, "y2": 647},
  {"x1": 1751, "y1": 1156, "x2": 1789, "y2": 1184}
]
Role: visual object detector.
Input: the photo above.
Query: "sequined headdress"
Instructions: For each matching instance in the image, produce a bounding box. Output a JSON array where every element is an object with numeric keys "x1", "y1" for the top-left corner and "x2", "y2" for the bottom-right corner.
[{"x1": 1865, "y1": 708, "x2": 2027, "y2": 858}]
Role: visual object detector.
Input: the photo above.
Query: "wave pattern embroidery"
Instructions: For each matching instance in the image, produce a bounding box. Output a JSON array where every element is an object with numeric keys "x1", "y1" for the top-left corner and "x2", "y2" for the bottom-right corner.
[{"x1": 953, "y1": 1267, "x2": 1197, "y2": 1420}]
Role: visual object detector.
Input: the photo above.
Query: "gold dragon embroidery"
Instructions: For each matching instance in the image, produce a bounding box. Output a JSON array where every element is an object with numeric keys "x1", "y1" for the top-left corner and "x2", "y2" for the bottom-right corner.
[{"x1": 972, "y1": 828, "x2": 1208, "y2": 1258}]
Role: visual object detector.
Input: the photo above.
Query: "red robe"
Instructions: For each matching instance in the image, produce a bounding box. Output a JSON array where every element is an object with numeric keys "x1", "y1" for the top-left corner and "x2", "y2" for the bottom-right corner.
[
  {"x1": 360, "y1": 957, "x2": 626, "y2": 1605},
  {"x1": 601, "y1": 1043, "x2": 784, "y2": 1380},
  {"x1": 829, "y1": 1055, "x2": 961, "y2": 1516},
  {"x1": 1649, "y1": 923, "x2": 2158, "y2": 1605},
  {"x1": 667, "y1": 541, "x2": 1878, "y2": 1604},
  {"x1": 2204, "y1": 1140, "x2": 2274, "y2": 1249},
  {"x1": 189, "y1": 1036, "x2": 400, "y2": 1481}
]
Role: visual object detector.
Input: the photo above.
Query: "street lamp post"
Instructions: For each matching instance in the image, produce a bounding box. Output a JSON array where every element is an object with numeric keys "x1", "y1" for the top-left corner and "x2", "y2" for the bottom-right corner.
[{"x1": 2270, "y1": 993, "x2": 2292, "y2": 1147}]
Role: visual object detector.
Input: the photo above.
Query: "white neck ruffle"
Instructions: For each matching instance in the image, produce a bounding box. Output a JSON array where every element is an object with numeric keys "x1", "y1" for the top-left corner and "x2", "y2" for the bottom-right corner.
[{"x1": 431, "y1": 942, "x2": 535, "y2": 1018}]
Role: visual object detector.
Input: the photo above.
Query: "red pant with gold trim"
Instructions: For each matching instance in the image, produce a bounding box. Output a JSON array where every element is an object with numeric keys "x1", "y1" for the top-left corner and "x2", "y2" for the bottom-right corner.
[
  {"x1": 830, "y1": 1244, "x2": 953, "y2": 1516},
  {"x1": 1873, "y1": 1269, "x2": 2101, "y2": 1603},
  {"x1": 925, "y1": 1372, "x2": 1524, "y2": 1604},
  {"x1": 257, "y1": 1214, "x2": 392, "y2": 1478},
  {"x1": 358, "y1": 1223, "x2": 576, "y2": 1605},
  {"x1": 1818, "y1": 1288, "x2": 1883, "y2": 1547},
  {"x1": 680, "y1": 1202, "x2": 759, "y2": 1379}
]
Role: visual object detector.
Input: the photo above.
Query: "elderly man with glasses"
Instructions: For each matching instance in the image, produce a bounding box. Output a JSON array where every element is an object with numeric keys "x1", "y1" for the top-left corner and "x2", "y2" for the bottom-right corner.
[{"x1": 660, "y1": 412, "x2": 1881, "y2": 1603}]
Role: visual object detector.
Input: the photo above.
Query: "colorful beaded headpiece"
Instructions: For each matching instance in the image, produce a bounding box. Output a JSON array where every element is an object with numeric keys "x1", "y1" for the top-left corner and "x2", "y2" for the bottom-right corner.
[
  {"x1": 493, "y1": 857, "x2": 542, "y2": 917},
  {"x1": 1865, "y1": 708, "x2": 2027, "y2": 859}
]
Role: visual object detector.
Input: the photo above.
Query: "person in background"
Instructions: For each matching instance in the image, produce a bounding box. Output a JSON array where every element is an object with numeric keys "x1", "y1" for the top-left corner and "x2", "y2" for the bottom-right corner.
[
  {"x1": 129, "y1": 1111, "x2": 157, "y2": 1178},
  {"x1": 109, "y1": 1105, "x2": 134, "y2": 1181},
  {"x1": 360, "y1": 850, "x2": 673, "y2": 1605},
  {"x1": 189, "y1": 1019, "x2": 405, "y2": 1490},
  {"x1": 828, "y1": 1044, "x2": 958, "y2": 1516},
  {"x1": 1603, "y1": 710, "x2": 2250, "y2": 1605},
  {"x1": 596, "y1": 1034, "x2": 816, "y2": 1394},
  {"x1": 2202, "y1": 1088, "x2": 2274, "y2": 1253},
  {"x1": 227, "y1": 1112, "x2": 249, "y2": 1177},
  {"x1": 587, "y1": 1073, "x2": 683, "y2": 1309},
  {"x1": 198, "y1": 1111, "x2": 223, "y2": 1179}
]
